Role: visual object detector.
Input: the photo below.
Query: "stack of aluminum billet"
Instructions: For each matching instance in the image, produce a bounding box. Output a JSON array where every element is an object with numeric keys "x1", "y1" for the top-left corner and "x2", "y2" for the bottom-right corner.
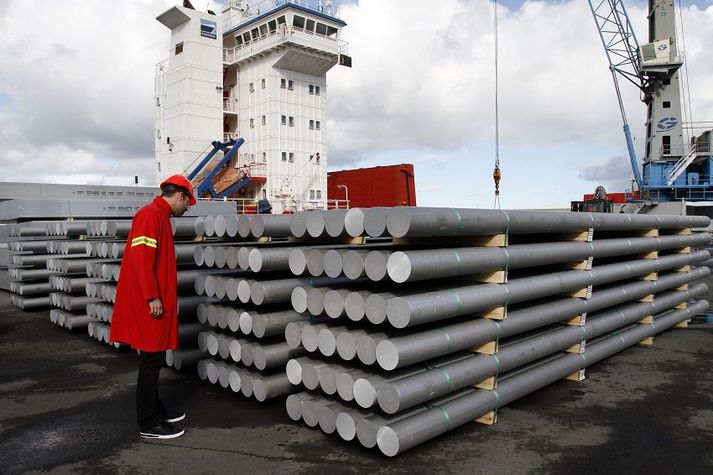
[
  {"x1": 7, "y1": 221, "x2": 70, "y2": 310},
  {"x1": 164, "y1": 216, "x2": 245, "y2": 371},
  {"x1": 44, "y1": 222, "x2": 108, "y2": 336},
  {"x1": 283, "y1": 207, "x2": 712, "y2": 456},
  {"x1": 194, "y1": 214, "x2": 320, "y2": 401}
]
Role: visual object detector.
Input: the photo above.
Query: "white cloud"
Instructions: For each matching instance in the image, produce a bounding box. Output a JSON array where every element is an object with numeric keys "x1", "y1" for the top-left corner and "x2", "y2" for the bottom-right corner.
[
  {"x1": 328, "y1": 0, "x2": 713, "y2": 167},
  {"x1": 0, "y1": 0, "x2": 711, "y2": 209}
]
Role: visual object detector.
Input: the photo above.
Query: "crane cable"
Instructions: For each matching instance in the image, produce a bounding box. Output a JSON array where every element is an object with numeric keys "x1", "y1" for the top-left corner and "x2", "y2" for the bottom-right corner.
[
  {"x1": 676, "y1": 0, "x2": 694, "y2": 146},
  {"x1": 492, "y1": 0, "x2": 501, "y2": 209}
]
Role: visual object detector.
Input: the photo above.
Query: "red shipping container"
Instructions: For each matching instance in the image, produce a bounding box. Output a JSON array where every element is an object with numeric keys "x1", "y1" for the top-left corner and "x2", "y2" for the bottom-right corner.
[{"x1": 327, "y1": 164, "x2": 416, "y2": 208}]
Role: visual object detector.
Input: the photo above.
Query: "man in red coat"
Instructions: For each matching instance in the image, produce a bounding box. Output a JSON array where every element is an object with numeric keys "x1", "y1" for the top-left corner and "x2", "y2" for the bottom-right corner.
[{"x1": 110, "y1": 174, "x2": 196, "y2": 439}]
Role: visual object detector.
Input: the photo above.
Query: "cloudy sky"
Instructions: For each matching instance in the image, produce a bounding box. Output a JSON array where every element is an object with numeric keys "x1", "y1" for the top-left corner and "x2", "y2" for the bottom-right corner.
[{"x1": 0, "y1": 0, "x2": 711, "y2": 208}]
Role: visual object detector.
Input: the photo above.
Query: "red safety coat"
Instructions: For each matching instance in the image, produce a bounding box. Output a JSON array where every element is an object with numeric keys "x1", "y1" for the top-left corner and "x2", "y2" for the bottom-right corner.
[{"x1": 110, "y1": 197, "x2": 178, "y2": 351}]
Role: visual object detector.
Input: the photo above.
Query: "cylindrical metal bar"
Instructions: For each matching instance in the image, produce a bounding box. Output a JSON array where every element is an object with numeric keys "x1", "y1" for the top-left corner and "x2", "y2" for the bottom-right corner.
[
  {"x1": 378, "y1": 285, "x2": 708, "y2": 414},
  {"x1": 324, "y1": 210, "x2": 349, "y2": 238},
  {"x1": 250, "y1": 276, "x2": 349, "y2": 306},
  {"x1": 386, "y1": 207, "x2": 710, "y2": 238},
  {"x1": 249, "y1": 247, "x2": 293, "y2": 273},
  {"x1": 376, "y1": 301, "x2": 709, "y2": 456},
  {"x1": 253, "y1": 372, "x2": 294, "y2": 401},
  {"x1": 250, "y1": 214, "x2": 292, "y2": 238},
  {"x1": 250, "y1": 309, "x2": 308, "y2": 338},
  {"x1": 388, "y1": 233, "x2": 712, "y2": 283},
  {"x1": 387, "y1": 251, "x2": 709, "y2": 329},
  {"x1": 213, "y1": 215, "x2": 227, "y2": 238},
  {"x1": 342, "y1": 250, "x2": 369, "y2": 280},
  {"x1": 377, "y1": 266, "x2": 710, "y2": 370},
  {"x1": 252, "y1": 341, "x2": 307, "y2": 370},
  {"x1": 364, "y1": 208, "x2": 389, "y2": 238}
]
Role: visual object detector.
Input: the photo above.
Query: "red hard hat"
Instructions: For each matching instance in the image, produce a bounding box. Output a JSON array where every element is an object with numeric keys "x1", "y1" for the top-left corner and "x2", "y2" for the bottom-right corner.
[{"x1": 160, "y1": 174, "x2": 196, "y2": 206}]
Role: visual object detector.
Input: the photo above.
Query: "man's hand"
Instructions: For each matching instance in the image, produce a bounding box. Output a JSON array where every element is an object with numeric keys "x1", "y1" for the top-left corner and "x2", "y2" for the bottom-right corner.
[{"x1": 148, "y1": 298, "x2": 163, "y2": 319}]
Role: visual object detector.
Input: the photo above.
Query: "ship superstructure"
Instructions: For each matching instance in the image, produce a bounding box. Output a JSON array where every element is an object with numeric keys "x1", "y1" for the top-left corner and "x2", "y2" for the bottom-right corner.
[{"x1": 155, "y1": 0, "x2": 349, "y2": 212}]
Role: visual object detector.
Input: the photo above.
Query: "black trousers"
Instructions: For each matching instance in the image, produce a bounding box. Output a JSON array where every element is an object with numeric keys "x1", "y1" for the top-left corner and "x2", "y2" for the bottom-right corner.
[{"x1": 137, "y1": 350, "x2": 166, "y2": 430}]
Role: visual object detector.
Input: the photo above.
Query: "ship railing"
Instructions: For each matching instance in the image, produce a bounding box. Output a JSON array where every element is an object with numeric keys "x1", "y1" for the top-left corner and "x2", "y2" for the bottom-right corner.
[
  {"x1": 223, "y1": 24, "x2": 343, "y2": 63},
  {"x1": 657, "y1": 141, "x2": 711, "y2": 159},
  {"x1": 196, "y1": 197, "x2": 348, "y2": 213}
]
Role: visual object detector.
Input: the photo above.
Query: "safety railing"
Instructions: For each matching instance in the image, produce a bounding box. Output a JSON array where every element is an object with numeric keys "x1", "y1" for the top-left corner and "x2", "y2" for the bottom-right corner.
[{"x1": 223, "y1": 26, "x2": 347, "y2": 64}]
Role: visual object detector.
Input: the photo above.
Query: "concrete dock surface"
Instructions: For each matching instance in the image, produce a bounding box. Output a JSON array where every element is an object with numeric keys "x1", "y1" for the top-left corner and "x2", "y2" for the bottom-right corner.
[{"x1": 1, "y1": 290, "x2": 713, "y2": 474}]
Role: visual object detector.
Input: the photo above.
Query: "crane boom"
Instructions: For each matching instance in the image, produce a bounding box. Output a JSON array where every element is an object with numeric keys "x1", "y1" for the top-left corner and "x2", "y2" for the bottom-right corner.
[{"x1": 587, "y1": 0, "x2": 645, "y2": 190}]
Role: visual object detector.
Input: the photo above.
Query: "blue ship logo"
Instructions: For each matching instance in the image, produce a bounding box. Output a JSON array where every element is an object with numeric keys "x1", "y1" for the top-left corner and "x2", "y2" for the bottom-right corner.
[{"x1": 657, "y1": 117, "x2": 678, "y2": 131}]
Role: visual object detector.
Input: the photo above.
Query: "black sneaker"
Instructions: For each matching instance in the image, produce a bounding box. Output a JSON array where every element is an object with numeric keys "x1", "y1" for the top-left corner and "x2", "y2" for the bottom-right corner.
[
  {"x1": 139, "y1": 421, "x2": 185, "y2": 439},
  {"x1": 162, "y1": 410, "x2": 185, "y2": 423}
]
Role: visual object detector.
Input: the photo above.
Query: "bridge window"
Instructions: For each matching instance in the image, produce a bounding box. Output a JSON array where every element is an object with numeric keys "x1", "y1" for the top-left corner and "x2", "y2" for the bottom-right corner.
[
  {"x1": 289, "y1": 116, "x2": 294, "y2": 127},
  {"x1": 259, "y1": 24, "x2": 268, "y2": 37},
  {"x1": 282, "y1": 152, "x2": 287, "y2": 161},
  {"x1": 315, "y1": 86, "x2": 321, "y2": 95},
  {"x1": 288, "y1": 80, "x2": 294, "y2": 90},
  {"x1": 268, "y1": 20, "x2": 277, "y2": 33},
  {"x1": 242, "y1": 33, "x2": 250, "y2": 44},
  {"x1": 293, "y1": 15, "x2": 306, "y2": 29},
  {"x1": 175, "y1": 42, "x2": 183, "y2": 55},
  {"x1": 316, "y1": 22, "x2": 328, "y2": 36},
  {"x1": 281, "y1": 115, "x2": 287, "y2": 125},
  {"x1": 251, "y1": 28, "x2": 259, "y2": 40},
  {"x1": 309, "y1": 120, "x2": 314, "y2": 129},
  {"x1": 277, "y1": 16, "x2": 286, "y2": 26},
  {"x1": 281, "y1": 78, "x2": 286, "y2": 88},
  {"x1": 316, "y1": 121, "x2": 321, "y2": 130},
  {"x1": 309, "y1": 84, "x2": 314, "y2": 94},
  {"x1": 306, "y1": 19, "x2": 315, "y2": 32},
  {"x1": 289, "y1": 152, "x2": 295, "y2": 162},
  {"x1": 326, "y1": 26, "x2": 338, "y2": 39}
]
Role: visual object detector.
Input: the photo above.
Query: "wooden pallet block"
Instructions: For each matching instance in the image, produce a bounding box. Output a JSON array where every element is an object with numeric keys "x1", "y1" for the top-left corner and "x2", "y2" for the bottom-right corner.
[
  {"x1": 642, "y1": 228, "x2": 659, "y2": 238},
  {"x1": 639, "y1": 336, "x2": 654, "y2": 346},
  {"x1": 676, "y1": 264, "x2": 691, "y2": 273},
  {"x1": 679, "y1": 246, "x2": 691, "y2": 254},
  {"x1": 566, "y1": 369, "x2": 586, "y2": 382},
  {"x1": 483, "y1": 306, "x2": 507, "y2": 320},
  {"x1": 676, "y1": 319, "x2": 690, "y2": 328},
  {"x1": 256, "y1": 236, "x2": 272, "y2": 243},
  {"x1": 475, "y1": 376, "x2": 497, "y2": 390},
  {"x1": 393, "y1": 233, "x2": 508, "y2": 248},
  {"x1": 676, "y1": 283, "x2": 689, "y2": 291},
  {"x1": 638, "y1": 294, "x2": 654, "y2": 303},
  {"x1": 566, "y1": 342, "x2": 585, "y2": 353},
  {"x1": 570, "y1": 258, "x2": 593, "y2": 271},
  {"x1": 570, "y1": 286, "x2": 592, "y2": 299},
  {"x1": 564, "y1": 313, "x2": 587, "y2": 326},
  {"x1": 475, "y1": 410, "x2": 498, "y2": 425},
  {"x1": 472, "y1": 340, "x2": 498, "y2": 355},
  {"x1": 675, "y1": 302, "x2": 688, "y2": 310},
  {"x1": 288, "y1": 235, "x2": 367, "y2": 245},
  {"x1": 641, "y1": 272, "x2": 658, "y2": 281},
  {"x1": 641, "y1": 250, "x2": 658, "y2": 259},
  {"x1": 638, "y1": 315, "x2": 654, "y2": 324},
  {"x1": 466, "y1": 270, "x2": 507, "y2": 284}
]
